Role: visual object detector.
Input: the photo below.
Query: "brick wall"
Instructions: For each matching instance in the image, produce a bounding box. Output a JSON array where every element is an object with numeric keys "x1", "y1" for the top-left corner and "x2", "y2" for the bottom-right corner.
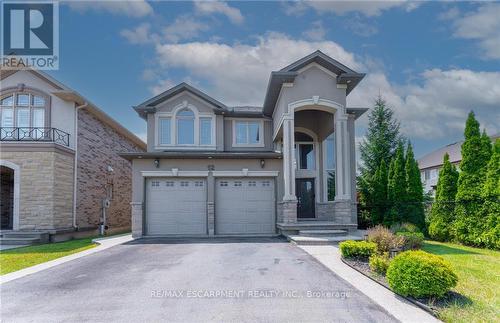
[
  {"x1": 0, "y1": 150, "x2": 74, "y2": 230},
  {"x1": 76, "y1": 109, "x2": 143, "y2": 231}
]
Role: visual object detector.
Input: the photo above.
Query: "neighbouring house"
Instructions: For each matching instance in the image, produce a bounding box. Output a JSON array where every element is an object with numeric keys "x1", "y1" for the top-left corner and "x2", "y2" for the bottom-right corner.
[
  {"x1": 418, "y1": 134, "x2": 498, "y2": 195},
  {"x1": 0, "y1": 69, "x2": 146, "y2": 243},
  {"x1": 121, "y1": 50, "x2": 367, "y2": 238}
]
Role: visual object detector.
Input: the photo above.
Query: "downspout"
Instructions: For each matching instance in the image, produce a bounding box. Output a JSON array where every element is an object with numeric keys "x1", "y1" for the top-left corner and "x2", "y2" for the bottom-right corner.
[{"x1": 72, "y1": 102, "x2": 88, "y2": 229}]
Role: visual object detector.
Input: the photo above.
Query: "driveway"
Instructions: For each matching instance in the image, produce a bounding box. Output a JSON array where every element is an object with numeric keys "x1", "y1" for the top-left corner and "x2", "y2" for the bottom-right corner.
[{"x1": 1, "y1": 238, "x2": 397, "y2": 322}]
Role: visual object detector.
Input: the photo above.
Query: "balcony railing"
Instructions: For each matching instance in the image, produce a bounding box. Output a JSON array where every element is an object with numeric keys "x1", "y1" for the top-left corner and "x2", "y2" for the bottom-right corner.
[{"x1": 0, "y1": 127, "x2": 70, "y2": 147}]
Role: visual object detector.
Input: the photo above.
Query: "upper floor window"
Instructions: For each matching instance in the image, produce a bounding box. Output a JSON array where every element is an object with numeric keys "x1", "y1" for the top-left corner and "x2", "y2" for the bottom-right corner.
[
  {"x1": 0, "y1": 91, "x2": 47, "y2": 129},
  {"x1": 233, "y1": 120, "x2": 264, "y2": 147},
  {"x1": 156, "y1": 103, "x2": 214, "y2": 148}
]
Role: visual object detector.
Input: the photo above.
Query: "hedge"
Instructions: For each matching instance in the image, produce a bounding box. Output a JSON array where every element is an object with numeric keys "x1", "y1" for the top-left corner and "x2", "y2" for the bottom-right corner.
[{"x1": 339, "y1": 240, "x2": 377, "y2": 259}]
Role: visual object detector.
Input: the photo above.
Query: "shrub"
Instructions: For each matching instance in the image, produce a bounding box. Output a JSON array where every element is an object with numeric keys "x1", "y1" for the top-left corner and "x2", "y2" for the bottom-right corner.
[
  {"x1": 367, "y1": 225, "x2": 405, "y2": 254},
  {"x1": 369, "y1": 253, "x2": 390, "y2": 275},
  {"x1": 391, "y1": 222, "x2": 420, "y2": 234},
  {"x1": 386, "y1": 250, "x2": 458, "y2": 298},
  {"x1": 396, "y1": 231, "x2": 424, "y2": 250},
  {"x1": 339, "y1": 240, "x2": 377, "y2": 259}
]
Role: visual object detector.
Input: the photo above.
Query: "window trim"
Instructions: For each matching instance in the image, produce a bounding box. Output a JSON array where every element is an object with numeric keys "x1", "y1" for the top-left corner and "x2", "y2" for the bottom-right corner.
[
  {"x1": 231, "y1": 119, "x2": 265, "y2": 148},
  {"x1": 154, "y1": 101, "x2": 216, "y2": 150}
]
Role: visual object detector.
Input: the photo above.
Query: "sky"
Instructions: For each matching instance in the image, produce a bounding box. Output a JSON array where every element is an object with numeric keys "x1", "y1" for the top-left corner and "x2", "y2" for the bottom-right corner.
[{"x1": 47, "y1": 0, "x2": 500, "y2": 159}]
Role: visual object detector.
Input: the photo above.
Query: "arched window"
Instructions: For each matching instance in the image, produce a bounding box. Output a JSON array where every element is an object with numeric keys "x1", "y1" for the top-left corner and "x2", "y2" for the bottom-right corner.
[{"x1": 176, "y1": 108, "x2": 195, "y2": 145}]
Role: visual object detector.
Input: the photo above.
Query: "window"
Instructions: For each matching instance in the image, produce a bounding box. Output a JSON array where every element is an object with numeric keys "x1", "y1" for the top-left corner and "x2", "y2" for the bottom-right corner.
[
  {"x1": 151, "y1": 181, "x2": 160, "y2": 187},
  {"x1": 200, "y1": 118, "x2": 212, "y2": 145},
  {"x1": 176, "y1": 109, "x2": 195, "y2": 145},
  {"x1": 234, "y1": 181, "x2": 242, "y2": 187},
  {"x1": 180, "y1": 181, "x2": 189, "y2": 187},
  {"x1": 220, "y1": 181, "x2": 228, "y2": 187},
  {"x1": 0, "y1": 92, "x2": 47, "y2": 129},
  {"x1": 324, "y1": 134, "x2": 336, "y2": 201},
  {"x1": 298, "y1": 144, "x2": 315, "y2": 170},
  {"x1": 234, "y1": 121, "x2": 262, "y2": 146},
  {"x1": 159, "y1": 118, "x2": 171, "y2": 145},
  {"x1": 165, "y1": 181, "x2": 174, "y2": 187},
  {"x1": 262, "y1": 181, "x2": 271, "y2": 187}
]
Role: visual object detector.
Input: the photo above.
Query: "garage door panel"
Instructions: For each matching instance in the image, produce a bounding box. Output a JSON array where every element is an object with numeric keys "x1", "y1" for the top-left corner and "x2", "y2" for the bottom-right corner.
[
  {"x1": 215, "y1": 178, "x2": 275, "y2": 235},
  {"x1": 146, "y1": 178, "x2": 207, "y2": 235}
]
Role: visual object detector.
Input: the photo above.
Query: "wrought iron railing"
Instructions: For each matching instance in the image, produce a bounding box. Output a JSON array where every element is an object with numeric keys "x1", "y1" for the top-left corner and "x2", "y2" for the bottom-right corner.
[{"x1": 0, "y1": 127, "x2": 70, "y2": 147}]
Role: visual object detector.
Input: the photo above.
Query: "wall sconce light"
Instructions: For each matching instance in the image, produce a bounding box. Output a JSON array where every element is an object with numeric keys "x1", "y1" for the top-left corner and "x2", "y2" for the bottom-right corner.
[
  {"x1": 154, "y1": 159, "x2": 160, "y2": 168},
  {"x1": 260, "y1": 159, "x2": 265, "y2": 168}
]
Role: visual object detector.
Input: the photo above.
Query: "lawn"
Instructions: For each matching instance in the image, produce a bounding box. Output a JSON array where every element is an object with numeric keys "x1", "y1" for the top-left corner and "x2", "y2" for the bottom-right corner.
[
  {"x1": 0, "y1": 237, "x2": 97, "y2": 275},
  {"x1": 422, "y1": 240, "x2": 500, "y2": 323}
]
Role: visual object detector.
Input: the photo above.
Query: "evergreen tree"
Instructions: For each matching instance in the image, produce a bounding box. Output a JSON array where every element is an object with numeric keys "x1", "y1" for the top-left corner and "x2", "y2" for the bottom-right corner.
[
  {"x1": 454, "y1": 111, "x2": 492, "y2": 245},
  {"x1": 358, "y1": 96, "x2": 402, "y2": 220},
  {"x1": 429, "y1": 153, "x2": 459, "y2": 241},
  {"x1": 479, "y1": 139, "x2": 500, "y2": 249},
  {"x1": 405, "y1": 142, "x2": 425, "y2": 229},
  {"x1": 387, "y1": 143, "x2": 406, "y2": 225},
  {"x1": 370, "y1": 159, "x2": 388, "y2": 225}
]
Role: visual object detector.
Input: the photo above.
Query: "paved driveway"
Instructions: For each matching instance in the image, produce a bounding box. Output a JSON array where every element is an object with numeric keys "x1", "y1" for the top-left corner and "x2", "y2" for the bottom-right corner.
[{"x1": 1, "y1": 238, "x2": 397, "y2": 322}]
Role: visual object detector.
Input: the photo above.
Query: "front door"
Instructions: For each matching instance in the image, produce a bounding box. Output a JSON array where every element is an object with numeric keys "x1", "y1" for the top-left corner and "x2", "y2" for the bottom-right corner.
[{"x1": 296, "y1": 178, "x2": 315, "y2": 219}]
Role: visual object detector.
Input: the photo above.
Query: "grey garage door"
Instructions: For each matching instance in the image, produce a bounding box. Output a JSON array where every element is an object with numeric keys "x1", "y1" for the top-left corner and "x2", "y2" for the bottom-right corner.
[
  {"x1": 215, "y1": 178, "x2": 275, "y2": 235},
  {"x1": 146, "y1": 178, "x2": 207, "y2": 235}
]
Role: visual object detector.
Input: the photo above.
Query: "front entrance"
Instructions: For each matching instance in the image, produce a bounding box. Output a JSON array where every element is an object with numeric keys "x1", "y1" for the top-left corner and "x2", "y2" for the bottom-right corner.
[
  {"x1": 0, "y1": 166, "x2": 14, "y2": 230},
  {"x1": 296, "y1": 178, "x2": 315, "y2": 219}
]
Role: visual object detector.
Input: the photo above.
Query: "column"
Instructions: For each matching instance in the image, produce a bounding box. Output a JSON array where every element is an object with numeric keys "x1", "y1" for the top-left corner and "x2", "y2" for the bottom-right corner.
[
  {"x1": 335, "y1": 112, "x2": 351, "y2": 201},
  {"x1": 280, "y1": 117, "x2": 297, "y2": 223},
  {"x1": 130, "y1": 202, "x2": 143, "y2": 238}
]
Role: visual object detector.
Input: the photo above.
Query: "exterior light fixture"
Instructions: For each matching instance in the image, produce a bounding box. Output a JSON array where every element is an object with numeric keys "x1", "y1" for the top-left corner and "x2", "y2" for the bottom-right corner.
[
  {"x1": 260, "y1": 159, "x2": 265, "y2": 168},
  {"x1": 154, "y1": 159, "x2": 160, "y2": 168}
]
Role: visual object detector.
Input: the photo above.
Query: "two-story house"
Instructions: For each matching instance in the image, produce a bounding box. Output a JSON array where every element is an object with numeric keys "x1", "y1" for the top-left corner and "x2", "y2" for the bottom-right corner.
[
  {"x1": 121, "y1": 51, "x2": 367, "y2": 238},
  {"x1": 0, "y1": 68, "x2": 145, "y2": 244}
]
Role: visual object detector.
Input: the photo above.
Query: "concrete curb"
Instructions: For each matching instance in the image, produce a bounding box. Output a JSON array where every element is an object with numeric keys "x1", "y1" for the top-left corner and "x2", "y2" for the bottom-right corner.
[
  {"x1": 0, "y1": 234, "x2": 133, "y2": 285},
  {"x1": 299, "y1": 244, "x2": 441, "y2": 323}
]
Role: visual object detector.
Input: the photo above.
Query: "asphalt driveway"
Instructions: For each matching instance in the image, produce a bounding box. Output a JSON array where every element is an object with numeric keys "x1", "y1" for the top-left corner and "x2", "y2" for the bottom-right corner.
[{"x1": 1, "y1": 238, "x2": 397, "y2": 322}]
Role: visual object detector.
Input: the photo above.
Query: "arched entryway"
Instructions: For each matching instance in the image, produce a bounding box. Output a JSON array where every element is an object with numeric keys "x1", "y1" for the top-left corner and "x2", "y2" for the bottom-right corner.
[{"x1": 1, "y1": 166, "x2": 14, "y2": 229}]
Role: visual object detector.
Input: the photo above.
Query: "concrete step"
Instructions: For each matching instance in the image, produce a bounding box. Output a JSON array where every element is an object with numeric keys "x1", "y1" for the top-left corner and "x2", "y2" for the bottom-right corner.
[
  {"x1": 0, "y1": 237, "x2": 41, "y2": 245},
  {"x1": 299, "y1": 229, "x2": 348, "y2": 237},
  {"x1": 0, "y1": 231, "x2": 49, "y2": 243},
  {"x1": 287, "y1": 234, "x2": 364, "y2": 245}
]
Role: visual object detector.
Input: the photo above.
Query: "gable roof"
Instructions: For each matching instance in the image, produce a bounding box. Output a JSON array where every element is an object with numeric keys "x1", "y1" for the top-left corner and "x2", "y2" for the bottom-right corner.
[
  {"x1": 134, "y1": 82, "x2": 228, "y2": 119},
  {"x1": 262, "y1": 50, "x2": 365, "y2": 116},
  {"x1": 0, "y1": 68, "x2": 146, "y2": 150}
]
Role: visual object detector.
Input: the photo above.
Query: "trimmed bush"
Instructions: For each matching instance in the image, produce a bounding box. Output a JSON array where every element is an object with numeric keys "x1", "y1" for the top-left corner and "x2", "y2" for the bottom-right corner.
[
  {"x1": 391, "y1": 222, "x2": 421, "y2": 234},
  {"x1": 369, "y1": 253, "x2": 390, "y2": 275},
  {"x1": 397, "y1": 231, "x2": 424, "y2": 250},
  {"x1": 386, "y1": 250, "x2": 458, "y2": 298},
  {"x1": 339, "y1": 240, "x2": 377, "y2": 259},
  {"x1": 367, "y1": 225, "x2": 405, "y2": 254}
]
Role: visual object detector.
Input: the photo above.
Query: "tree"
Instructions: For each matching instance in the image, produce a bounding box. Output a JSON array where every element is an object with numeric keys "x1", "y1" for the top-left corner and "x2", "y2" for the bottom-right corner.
[
  {"x1": 454, "y1": 111, "x2": 492, "y2": 245},
  {"x1": 405, "y1": 142, "x2": 425, "y2": 229},
  {"x1": 479, "y1": 139, "x2": 500, "y2": 249},
  {"x1": 428, "y1": 153, "x2": 459, "y2": 241},
  {"x1": 370, "y1": 159, "x2": 388, "y2": 225},
  {"x1": 358, "y1": 96, "x2": 402, "y2": 222},
  {"x1": 387, "y1": 143, "x2": 406, "y2": 225}
]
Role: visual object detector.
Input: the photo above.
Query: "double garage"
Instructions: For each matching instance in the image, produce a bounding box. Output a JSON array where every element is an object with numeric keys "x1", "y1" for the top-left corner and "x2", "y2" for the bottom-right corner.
[{"x1": 145, "y1": 177, "x2": 276, "y2": 236}]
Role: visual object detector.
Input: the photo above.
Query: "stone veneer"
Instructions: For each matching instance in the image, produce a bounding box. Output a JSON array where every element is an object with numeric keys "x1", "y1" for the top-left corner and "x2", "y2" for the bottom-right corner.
[
  {"x1": 76, "y1": 109, "x2": 143, "y2": 231},
  {"x1": 0, "y1": 148, "x2": 74, "y2": 230}
]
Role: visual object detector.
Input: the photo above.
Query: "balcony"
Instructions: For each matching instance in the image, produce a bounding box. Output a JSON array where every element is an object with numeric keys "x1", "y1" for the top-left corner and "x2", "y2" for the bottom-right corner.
[{"x1": 0, "y1": 127, "x2": 70, "y2": 147}]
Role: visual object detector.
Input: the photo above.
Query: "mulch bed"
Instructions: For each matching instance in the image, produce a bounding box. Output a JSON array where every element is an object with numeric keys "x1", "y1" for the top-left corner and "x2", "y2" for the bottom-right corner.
[{"x1": 341, "y1": 257, "x2": 468, "y2": 317}]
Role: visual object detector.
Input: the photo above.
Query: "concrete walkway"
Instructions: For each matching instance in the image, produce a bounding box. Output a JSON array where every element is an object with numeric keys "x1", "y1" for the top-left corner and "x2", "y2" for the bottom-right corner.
[
  {"x1": 0, "y1": 234, "x2": 133, "y2": 284},
  {"x1": 300, "y1": 244, "x2": 441, "y2": 323},
  {"x1": 0, "y1": 244, "x2": 28, "y2": 251}
]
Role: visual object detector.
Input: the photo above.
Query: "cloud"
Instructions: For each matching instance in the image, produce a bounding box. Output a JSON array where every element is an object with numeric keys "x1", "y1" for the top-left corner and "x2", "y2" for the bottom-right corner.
[
  {"x1": 120, "y1": 23, "x2": 154, "y2": 44},
  {"x1": 162, "y1": 15, "x2": 210, "y2": 43},
  {"x1": 283, "y1": 0, "x2": 419, "y2": 17},
  {"x1": 194, "y1": 1, "x2": 244, "y2": 25},
  {"x1": 445, "y1": 3, "x2": 500, "y2": 59},
  {"x1": 66, "y1": 0, "x2": 153, "y2": 18},
  {"x1": 153, "y1": 32, "x2": 360, "y2": 105},
  {"x1": 344, "y1": 15, "x2": 378, "y2": 37},
  {"x1": 348, "y1": 69, "x2": 500, "y2": 139},
  {"x1": 302, "y1": 21, "x2": 326, "y2": 41}
]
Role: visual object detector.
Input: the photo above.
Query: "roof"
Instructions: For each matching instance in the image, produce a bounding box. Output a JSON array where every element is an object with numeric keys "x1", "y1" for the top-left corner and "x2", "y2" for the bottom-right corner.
[
  {"x1": 263, "y1": 50, "x2": 365, "y2": 116},
  {"x1": 119, "y1": 151, "x2": 282, "y2": 161},
  {"x1": 0, "y1": 68, "x2": 146, "y2": 150},
  {"x1": 134, "y1": 82, "x2": 228, "y2": 120},
  {"x1": 418, "y1": 133, "x2": 499, "y2": 170}
]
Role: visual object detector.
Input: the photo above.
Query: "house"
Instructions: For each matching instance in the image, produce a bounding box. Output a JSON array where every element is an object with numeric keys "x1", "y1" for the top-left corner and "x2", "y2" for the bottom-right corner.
[
  {"x1": 418, "y1": 134, "x2": 498, "y2": 195},
  {"x1": 121, "y1": 51, "x2": 367, "y2": 238},
  {"x1": 0, "y1": 69, "x2": 146, "y2": 244}
]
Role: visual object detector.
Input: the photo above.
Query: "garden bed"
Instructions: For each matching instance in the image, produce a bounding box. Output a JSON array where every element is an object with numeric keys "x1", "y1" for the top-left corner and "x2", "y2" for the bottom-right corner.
[{"x1": 341, "y1": 256, "x2": 468, "y2": 318}]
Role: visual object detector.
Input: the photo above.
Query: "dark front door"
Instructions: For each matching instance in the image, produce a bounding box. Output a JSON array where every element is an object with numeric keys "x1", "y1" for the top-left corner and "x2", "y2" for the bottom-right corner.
[{"x1": 296, "y1": 179, "x2": 315, "y2": 219}]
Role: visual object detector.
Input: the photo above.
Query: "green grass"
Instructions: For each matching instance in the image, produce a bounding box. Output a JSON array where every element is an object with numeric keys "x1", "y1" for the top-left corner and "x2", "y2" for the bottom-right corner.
[
  {"x1": 0, "y1": 237, "x2": 97, "y2": 275},
  {"x1": 422, "y1": 240, "x2": 500, "y2": 323}
]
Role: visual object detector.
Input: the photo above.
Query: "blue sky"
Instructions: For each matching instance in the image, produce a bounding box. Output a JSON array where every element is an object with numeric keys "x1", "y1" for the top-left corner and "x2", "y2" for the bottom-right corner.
[{"x1": 48, "y1": 1, "x2": 500, "y2": 158}]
